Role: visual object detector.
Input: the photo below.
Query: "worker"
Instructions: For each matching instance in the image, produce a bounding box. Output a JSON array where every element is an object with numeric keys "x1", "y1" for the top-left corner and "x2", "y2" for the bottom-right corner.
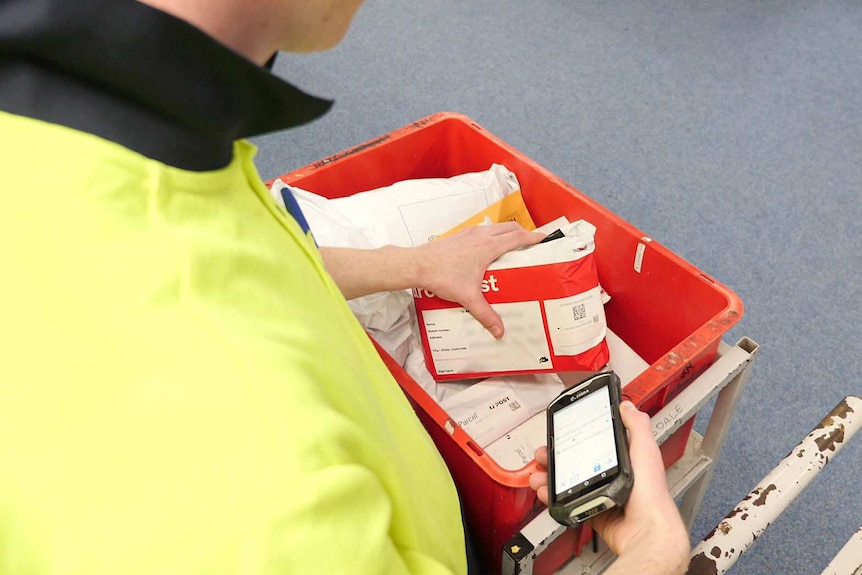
[{"x1": 0, "y1": 0, "x2": 689, "y2": 573}]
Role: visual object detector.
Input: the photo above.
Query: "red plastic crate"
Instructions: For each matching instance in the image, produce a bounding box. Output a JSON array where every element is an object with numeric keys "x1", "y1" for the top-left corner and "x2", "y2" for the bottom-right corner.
[{"x1": 272, "y1": 112, "x2": 743, "y2": 574}]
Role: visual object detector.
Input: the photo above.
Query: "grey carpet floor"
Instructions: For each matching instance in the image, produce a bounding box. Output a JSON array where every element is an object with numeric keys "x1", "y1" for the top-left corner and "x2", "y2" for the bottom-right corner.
[{"x1": 252, "y1": 2, "x2": 862, "y2": 573}]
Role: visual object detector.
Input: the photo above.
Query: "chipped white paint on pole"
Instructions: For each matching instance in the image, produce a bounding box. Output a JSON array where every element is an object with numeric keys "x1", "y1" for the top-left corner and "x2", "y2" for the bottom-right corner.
[
  {"x1": 819, "y1": 525, "x2": 862, "y2": 575},
  {"x1": 687, "y1": 396, "x2": 862, "y2": 575}
]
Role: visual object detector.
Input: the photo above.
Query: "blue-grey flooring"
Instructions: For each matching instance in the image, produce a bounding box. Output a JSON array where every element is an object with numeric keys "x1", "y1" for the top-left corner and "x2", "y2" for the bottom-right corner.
[{"x1": 252, "y1": 2, "x2": 862, "y2": 573}]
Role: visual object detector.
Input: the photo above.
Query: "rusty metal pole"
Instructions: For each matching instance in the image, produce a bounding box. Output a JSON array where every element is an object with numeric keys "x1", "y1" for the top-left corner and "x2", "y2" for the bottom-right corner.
[{"x1": 687, "y1": 395, "x2": 862, "y2": 575}]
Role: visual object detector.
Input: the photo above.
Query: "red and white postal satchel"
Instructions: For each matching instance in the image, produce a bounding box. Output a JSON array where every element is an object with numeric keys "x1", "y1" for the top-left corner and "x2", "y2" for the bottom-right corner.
[{"x1": 414, "y1": 219, "x2": 610, "y2": 382}]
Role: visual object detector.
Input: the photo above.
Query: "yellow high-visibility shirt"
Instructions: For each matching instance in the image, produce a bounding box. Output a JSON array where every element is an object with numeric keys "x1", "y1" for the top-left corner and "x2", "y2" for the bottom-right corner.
[{"x1": 0, "y1": 110, "x2": 467, "y2": 575}]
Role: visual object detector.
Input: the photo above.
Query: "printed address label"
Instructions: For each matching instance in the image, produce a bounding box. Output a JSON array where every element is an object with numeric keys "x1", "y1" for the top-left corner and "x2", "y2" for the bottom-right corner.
[{"x1": 422, "y1": 300, "x2": 552, "y2": 375}]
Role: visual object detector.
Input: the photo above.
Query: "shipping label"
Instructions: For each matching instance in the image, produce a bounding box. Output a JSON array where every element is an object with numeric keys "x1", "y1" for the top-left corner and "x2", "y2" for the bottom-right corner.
[
  {"x1": 422, "y1": 301, "x2": 553, "y2": 376},
  {"x1": 543, "y1": 286, "x2": 607, "y2": 356},
  {"x1": 442, "y1": 386, "x2": 530, "y2": 448}
]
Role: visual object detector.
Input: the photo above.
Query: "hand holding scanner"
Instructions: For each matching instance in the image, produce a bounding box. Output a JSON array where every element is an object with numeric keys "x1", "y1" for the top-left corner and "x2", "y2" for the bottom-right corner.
[{"x1": 546, "y1": 371, "x2": 633, "y2": 526}]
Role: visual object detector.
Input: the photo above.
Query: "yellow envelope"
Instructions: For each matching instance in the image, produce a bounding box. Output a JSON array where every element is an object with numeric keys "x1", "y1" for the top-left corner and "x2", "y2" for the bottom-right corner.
[{"x1": 436, "y1": 191, "x2": 536, "y2": 239}]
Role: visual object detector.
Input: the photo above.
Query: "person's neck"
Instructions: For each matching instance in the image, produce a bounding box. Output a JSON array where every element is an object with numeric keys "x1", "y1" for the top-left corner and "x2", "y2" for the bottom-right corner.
[{"x1": 135, "y1": 0, "x2": 276, "y2": 65}]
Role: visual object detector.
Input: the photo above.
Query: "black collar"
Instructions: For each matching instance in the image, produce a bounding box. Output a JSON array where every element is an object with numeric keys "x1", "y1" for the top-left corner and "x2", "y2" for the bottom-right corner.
[{"x1": 0, "y1": 0, "x2": 332, "y2": 171}]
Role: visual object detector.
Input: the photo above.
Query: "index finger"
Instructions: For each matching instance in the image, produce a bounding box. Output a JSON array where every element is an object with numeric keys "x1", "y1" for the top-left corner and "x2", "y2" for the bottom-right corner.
[
  {"x1": 490, "y1": 227, "x2": 544, "y2": 255},
  {"x1": 534, "y1": 445, "x2": 548, "y2": 467},
  {"x1": 484, "y1": 221, "x2": 530, "y2": 236}
]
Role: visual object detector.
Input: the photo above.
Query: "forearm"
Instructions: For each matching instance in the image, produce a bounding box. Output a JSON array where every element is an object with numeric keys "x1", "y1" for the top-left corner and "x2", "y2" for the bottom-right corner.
[
  {"x1": 319, "y1": 224, "x2": 543, "y2": 337},
  {"x1": 319, "y1": 246, "x2": 422, "y2": 300}
]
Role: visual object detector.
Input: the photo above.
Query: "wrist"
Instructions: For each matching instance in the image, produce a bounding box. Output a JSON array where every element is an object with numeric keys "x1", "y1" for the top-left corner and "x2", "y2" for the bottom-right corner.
[
  {"x1": 380, "y1": 244, "x2": 424, "y2": 291},
  {"x1": 403, "y1": 243, "x2": 430, "y2": 291},
  {"x1": 618, "y1": 526, "x2": 690, "y2": 575}
]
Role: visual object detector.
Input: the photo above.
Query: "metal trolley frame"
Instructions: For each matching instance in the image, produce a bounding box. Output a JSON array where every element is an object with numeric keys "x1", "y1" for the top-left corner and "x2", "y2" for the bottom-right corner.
[{"x1": 502, "y1": 337, "x2": 862, "y2": 575}]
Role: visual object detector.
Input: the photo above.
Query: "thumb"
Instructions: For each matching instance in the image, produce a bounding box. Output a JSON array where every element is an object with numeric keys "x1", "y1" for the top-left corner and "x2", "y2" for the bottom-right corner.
[{"x1": 463, "y1": 293, "x2": 504, "y2": 339}]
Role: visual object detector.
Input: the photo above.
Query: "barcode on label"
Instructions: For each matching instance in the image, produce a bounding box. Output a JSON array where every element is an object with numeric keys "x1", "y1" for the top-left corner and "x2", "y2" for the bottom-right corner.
[
  {"x1": 509, "y1": 401, "x2": 521, "y2": 412},
  {"x1": 572, "y1": 303, "x2": 587, "y2": 321}
]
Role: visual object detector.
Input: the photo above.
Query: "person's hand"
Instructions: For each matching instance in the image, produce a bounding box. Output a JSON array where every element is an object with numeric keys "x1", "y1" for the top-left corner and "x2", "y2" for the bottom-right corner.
[
  {"x1": 528, "y1": 401, "x2": 690, "y2": 575},
  {"x1": 412, "y1": 222, "x2": 543, "y2": 338}
]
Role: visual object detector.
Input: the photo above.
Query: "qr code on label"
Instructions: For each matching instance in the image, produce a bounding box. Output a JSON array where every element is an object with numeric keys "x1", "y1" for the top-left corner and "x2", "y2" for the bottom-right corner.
[{"x1": 572, "y1": 303, "x2": 586, "y2": 321}]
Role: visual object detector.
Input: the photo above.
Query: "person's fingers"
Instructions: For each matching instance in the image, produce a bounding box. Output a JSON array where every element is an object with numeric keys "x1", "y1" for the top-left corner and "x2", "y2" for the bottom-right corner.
[
  {"x1": 536, "y1": 485, "x2": 549, "y2": 506},
  {"x1": 619, "y1": 400, "x2": 649, "y2": 431},
  {"x1": 619, "y1": 401, "x2": 668, "y2": 491},
  {"x1": 484, "y1": 221, "x2": 529, "y2": 236},
  {"x1": 529, "y1": 447, "x2": 550, "y2": 504},
  {"x1": 422, "y1": 224, "x2": 541, "y2": 339},
  {"x1": 534, "y1": 445, "x2": 548, "y2": 467},
  {"x1": 461, "y1": 292, "x2": 504, "y2": 339},
  {"x1": 528, "y1": 470, "x2": 548, "y2": 492},
  {"x1": 619, "y1": 400, "x2": 655, "y2": 456},
  {"x1": 490, "y1": 227, "x2": 544, "y2": 255}
]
